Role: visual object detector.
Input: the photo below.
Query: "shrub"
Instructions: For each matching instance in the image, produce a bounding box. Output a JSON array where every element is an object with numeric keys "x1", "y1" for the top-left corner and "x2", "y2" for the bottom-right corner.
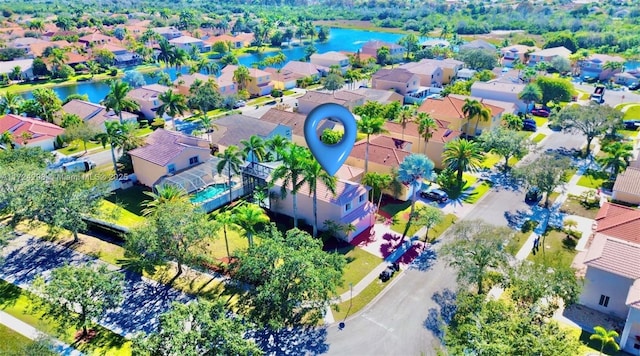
[
  {"x1": 271, "y1": 89, "x2": 283, "y2": 97},
  {"x1": 150, "y1": 118, "x2": 165, "y2": 130},
  {"x1": 109, "y1": 68, "x2": 118, "y2": 76},
  {"x1": 521, "y1": 220, "x2": 539, "y2": 233}
]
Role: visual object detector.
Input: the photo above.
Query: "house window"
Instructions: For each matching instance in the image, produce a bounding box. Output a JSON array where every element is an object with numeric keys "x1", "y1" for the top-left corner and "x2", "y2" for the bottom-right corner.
[
  {"x1": 598, "y1": 294, "x2": 610, "y2": 307},
  {"x1": 167, "y1": 164, "x2": 176, "y2": 174},
  {"x1": 359, "y1": 194, "x2": 366, "y2": 203},
  {"x1": 189, "y1": 156, "x2": 199, "y2": 165},
  {"x1": 345, "y1": 202, "x2": 352, "y2": 211}
]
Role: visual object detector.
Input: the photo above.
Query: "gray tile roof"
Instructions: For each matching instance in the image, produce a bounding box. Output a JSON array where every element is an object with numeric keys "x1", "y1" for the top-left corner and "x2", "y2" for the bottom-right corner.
[{"x1": 212, "y1": 114, "x2": 279, "y2": 147}]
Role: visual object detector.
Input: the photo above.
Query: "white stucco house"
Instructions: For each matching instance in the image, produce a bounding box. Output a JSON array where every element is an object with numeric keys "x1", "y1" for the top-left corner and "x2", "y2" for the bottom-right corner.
[{"x1": 470, "y1": 80, "x2": 528, "y2": 113}]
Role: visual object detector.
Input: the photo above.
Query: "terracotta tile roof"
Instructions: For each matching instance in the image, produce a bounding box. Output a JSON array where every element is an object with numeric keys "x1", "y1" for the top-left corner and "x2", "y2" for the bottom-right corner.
[
  {"x1": 272, "y1": 176, "x2": 369, "y2": 205},
  {"x1": 174, "y1": 73, "x2": 213, "y2": 88},
  {"x1": 79, "y1": 32, "x2": 116, "y2": 43},
  {"x1": 263, "y1": 68, "x2": 305, "y2": 82},
  {"x1": 595, "y1": 202, "x2": 640, "y2": 244},
  {"x1": 310, "y1": 51, "x2": 348, "y2": 61},
  {"x1": 418, "y1": 95, "x2": 505, "y2": 121},
  {"x1": 417, "y1": 58, "x2": 464, "y2": 69},
  {"x1": 65, "y1": 52, "x2": 90, "y2": 65},
  {"x1": 372, "y1": 68, "x2": 416, "y2": 83},
  {"x1": 259, "y1": 108, "x2": 332, "y2": 137},
  {"x1": 282, "y1": 61, "x2": 329, "y2": 77},
  {"x1": 383, "y1": 120, "x2": 461, "y2": 144},
  {"x1": 333, "y1": 90, "x2": 365, "y2": 102},
  {"x1": 29, "y1": 40, "x2": 71, "y2": 57},
  {"x1": 613, "y1": 167, "x2": 640, "y2": 198},
  {"x1": 584, "y1": 233, "x2": 640, "y2": 279},
  {"x1": 211, "y1": 114, "x2": 280, "y2": 147},
  {"x1": 94, "y1": 43, "x2": 127, "y2": 53},
  {"x1": 127, "y1": 85, "x2": 171, "y2": 101},
  {"x1": 221, "y1": 64, "x2": 269, "y2": 79},
  {"x1": 60, "y1": 99, "x2": 136, "y2": 127},
  {"x1": 349, "y1": 135, "x2": 411, "y2": 167},
  {"x1": 128, "y1": 129, "x2": 210, "y2": 166},
  {"x1": 336, "y1": 164, "x2": 364, "y2": 181},
  {"x1": 352, "y1": 88, "x2": 404, "y2": 105},
  {"x1": 400, "y1": 61, "x2": 441, "y2": 76},
  {"x1": 0, "y1": 114, "x2": 64, "y2": 144},
  {"x1": 169, "y1": 36, "x2": 202, "y2": 44},
  {"x1": 204, "y1": 34, "x2": 236, "y2": 44},
  {"x1": 369, "y1": 135, "x2": 411, "y2": 151},
  {"x1": 362, "y1": 40, "x2": 405, "y2": 51}
]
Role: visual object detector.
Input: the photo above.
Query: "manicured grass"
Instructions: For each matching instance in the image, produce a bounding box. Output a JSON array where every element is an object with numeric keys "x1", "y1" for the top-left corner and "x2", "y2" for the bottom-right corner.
[
  {"x1": 531, "y1": 116, "x2": 548, "y2": 127},
  {"x1": 96, "y1": 200, "x2": 145, "y2": 228},
  {"x1": 0, "y1": 324, "x2": 33, "y2": 355},
  {"x1": 390, "y1": 201, "x2": 426, "y2": 237},
  {"x1": 620, "y1": 128, "x2": 639, "y2": 138},
  {"x1": 249, "y1": 96, "x2": 276, "y2": 105},
  {"x1": 563, "y1": 167, "x2": 578, "y2": 182},
  {"x1": 463, "y1": 181, "x2": 492, "y2": 204},
  {"x1": 331, "y1": 273, "x2": 398, "y2": 322},
  {"x1": 480, "y1": 152, "x2": 502, "y2": 170},
  {"x1": 505, "y1": 231, "x2": 532, "y2": 256},
  {"x1": 427, "y1": 214, "x2": 457, "y2": 242},
  {"x1": 104, "y1": 186, "x2": 151, "y2": 217},
  {"x1": 0, "y1": 280, "x2": 132, "y2": 355},
  {"x1": 560, "y1": 194, "x2": 600, "y2": 219},
  {"x1": 577, "y1": 169, "x2": 609, "y2": 189},
  {"x1": 201, "y1": 228, "x2": 249, "y2": 260},
  {"x1": 333, "y1": 247, "x2": 382, "y2": 295},
  {"x1": 623, "y1": 104, "x2": 640, "y2": 119},
  {"x1": 560, "y1": 322, "x2": 627, "y2": 356},
  {"x1": 283, "y1": 90, "x2": 295, "y2": 96},
  {"x1": 379, "y1": 200, "x2": 411, "y2": 218},
  {"x1": 527, "y1": 229, "x2": 578, "y2": 269},
  {"x1": 532, "y1": 133, "x2": 547, "y2": 143},
  {"x1": 56, "y1": 139, "x2": 104, "y2": 155}
]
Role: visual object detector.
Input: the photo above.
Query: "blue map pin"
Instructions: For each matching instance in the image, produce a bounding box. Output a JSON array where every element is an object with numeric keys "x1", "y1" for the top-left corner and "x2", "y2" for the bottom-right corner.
[{"x1": 304, "y1": 103, "x2": 357, "y2": 176}]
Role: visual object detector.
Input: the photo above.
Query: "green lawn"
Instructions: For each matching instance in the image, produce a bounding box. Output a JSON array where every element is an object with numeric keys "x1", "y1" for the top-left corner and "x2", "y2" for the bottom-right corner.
[
  {"x1": 0, "y1": 280, "x2": 131, "y2": 355},
  {"x1": 623, "y1": 104, "x2": 640, "y2": 119},
  {"x1": 527, "y1": 229, "x2": 578, "y2": 269},
  {"x1": 560, "y1": 322, "x2": 627, "y2": 356},
  {"x1": 505, "y1": 231, "x2": 532, "y2": 256},
  {"x1": 577, "y1": 169, "x2": 609, "y2": 189},
  {"x1": 0, "y1": 324, "x2": 34, "y2": 355},
  {"x1": 104, "y1": 186, "x2": 151, "y2": 217},
  {"x1": 463, "y1": 181, "x2": 492, "y2": 204},
  {"x1": 333, "y1": 247, "x2": 382, "y2": 295},
  {"x1": 202, "y1": 228, "x2": 249, "y2": 260},
  {"x1": 379, "y1": 200, "x2": 411, "y2": 218},
  {"x1": 56, "y1": 139, "x2": 104, "y2": 155},
  {"x1": 560, "y1": 194, "x2": 600, "y2": 219},
  {"x1": 96, "y1": 200, "x2": 145, "y2": 228},
  {"x1": 249, "y1": 96, "x2": 276, "y2": 105},
  {"x1": 283, "y1": 90, "x2": 296, "y2": 96},
  {"x1": 531, "y1": 116, "x2": 548, "y2": 127},
  {"x1": 331, "y1": 273, "x2": 397, "y2": 322},
  {"x1": 532, "y1": 133, "x2": 547, "y2": 143},
  {"x1": 480, "y1": 153, "x2": 518, "y2": 170},
  {"x1": 620, "y1": 128, "x2": 639, "y2": 138},
  {"x1": 388, "y1": 201, "x2": 456, "y2": 241}
]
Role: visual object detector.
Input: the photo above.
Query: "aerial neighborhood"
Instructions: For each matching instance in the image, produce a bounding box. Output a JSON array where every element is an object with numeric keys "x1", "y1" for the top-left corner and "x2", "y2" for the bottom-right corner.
[{"x1": 1, "y1": 0, "x2": 640, "y2": 354}]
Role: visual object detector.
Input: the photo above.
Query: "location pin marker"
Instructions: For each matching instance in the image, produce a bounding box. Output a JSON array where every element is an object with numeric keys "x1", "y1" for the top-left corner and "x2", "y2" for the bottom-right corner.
[{"x1": 304, "y1": 103, "x2": 357, "y2": 176}]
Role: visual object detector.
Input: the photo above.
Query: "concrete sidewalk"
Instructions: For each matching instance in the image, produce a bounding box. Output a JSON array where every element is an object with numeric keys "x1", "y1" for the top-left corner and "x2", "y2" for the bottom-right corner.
[{"x1": 0, "y1": 311, "x2": 85, "y2": 356}]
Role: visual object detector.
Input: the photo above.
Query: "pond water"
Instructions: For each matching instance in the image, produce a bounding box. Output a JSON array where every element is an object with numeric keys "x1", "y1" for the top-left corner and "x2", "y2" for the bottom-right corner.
[{"x1": 20, "y1": 28, "x2": 413, "y2": 103}]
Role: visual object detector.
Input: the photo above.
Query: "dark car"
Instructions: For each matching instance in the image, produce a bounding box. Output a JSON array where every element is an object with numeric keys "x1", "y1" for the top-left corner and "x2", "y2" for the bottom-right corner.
[
  {"x1": 525, "y1": 187, "x2": 542, "y2": 203},
  {"x1": 623, "y1": 120, "x2": 640, "y2": 130},
  {"x1": 629, "y1": 83, "x2": 640, "y2": 91},
  {"x1": 531, "y1": 108, "x2": 550, "y2": 117},
  {"x1": 420, "y1": 188, "x2": 449, "y2": 203},
  {"x1": 522, "y1": 119, "x2": 537, "y2": 132},
  {"x1": 379, "y1": 265, "x2": 397, "y2": 282}
]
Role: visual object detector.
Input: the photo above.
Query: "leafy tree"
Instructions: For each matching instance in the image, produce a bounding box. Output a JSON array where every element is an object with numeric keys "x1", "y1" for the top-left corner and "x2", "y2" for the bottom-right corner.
[
  {"x1": 232, "y1": 202, "x2": 270, "y2": 247},
  {"x1": 31, "y1": 88, "x2": 62, "y2": 123},
  {"x1": 357, "y1": 115, "x2": 388, "y2": 173},
  {"x1": 317, "y1": 26, "x2": 330, "y2": 42},
  {"x1": 96, "y1": 121, "x2": 139, "y2": 174},
  {"x1": 590, "y1": 326, "x2": 620, "y2": 356},
  {"x1": 233, "y1": 226, "x2": 345, "y2": 329},
  {"x1": 213, "y1": 209, "x2": 237, "y2": 259},
  {"x1": 220, "y1": 53, "x2": 238, "y2": 65},
  {"x1": 63, "y1": 121, "x2": 100, "y2": 154},
  {"x1": 550, "y1": 56, "x2": 571, "y2": 73},
  {"x1": 304, "y1": 44, "x2": 317, "y2": 60},
  {"x1": 543, "y1": 32, "x2": 578, "y2": 53},
  {"x1": 397, "y1": 154, "x2": 435, "y2": 240},
  {"x1": 320, "y1": 129, "x2": 343, "y2": 144},
  {"x1": 395, "y1": 105, "x2": 415, "y2": 140},
  {"x1": 0, "y1": 131, "x2": 13, "y2": 149},
  {"x1": 413, "y1": 204, "x2": 444, "y2": 242},
  {"x1": 479, "y1": 127, "x2": 535, "y2": 170},
  {"x1": 376, "y1": 46, "x2": 391, "y2": 65},
  {"x1": 458, "y1": 48, "x2": 498, "y2": 70},
  {"x1": 507, "y1": 261, "x2": 581, "y2": 309},
  {"x1": 441, "y1": 220, "x2": 512, "y2": 294},
  {"x1": 442, "y1": 139, "x2": 483, "y2": 185},
  {"x1": 133, "y1": 299, "x2": 262, "y2": 355},
  {"x1": 362, "y1": 172, "x2": 393, "y2": 211},
  {"x1": 441, "y1": 79, "x2": 474, "y2": 96},
  {"x1": 534, "y1": 76, "x2": 574, "y2": 104},
  {"x1": 266, "y1": 134, "x2": 288, "y2": 161},
  {"x1": 216, "y1": 145, "x2": 245, "y2": 204},
  {"x1": 103, "y1": 80, "x2": 139, "y2": 124},
  {"x1": 32, "y1": 57, "x2": 49, "y2": 77},
  {"x1": 33, "y1": 264, "x2": 124, "y2": 338},
  {"x1": 141, "y1": 184, "x2": 188, "y2": 217},
  {"x1": 94, "y1": 48, "x2": 116, "y2": 67},
  {"x1": 122, "y1": 70, "x2": 146, "y2": 88},
  {"x1": 157, "y1": 90, "x2": 188, "y2": 121},
  {"x1": 241, "y1": 135, "x2": 267, "y2": 163},
  {"x1": 518, "y1": 83, "x2": 543, "y2": 113},
  {"x1": 270, "y1": 144, "x2": 308, "y2": 228},
  {"x1": 461, "y1": 98, "x2": 483, "y2": 137},
  {"x1": 515, "y1": 154, "x2": 570, "y2": 208},
  {"x1": 187, "y1": 79, "x2": 222, "y2": 126},
  {"x1": 0, "y1": 91, "x2": 24, "y2": 115},
  {"x1": 354, "y1": 100, "x2": 385, "y2": 119},
  {"x1": 302, "y1": 155, "x2": 337, "y2": 237},
  {"x1": 598, "y1": 141, "x2": 633, "y2": 180},
  {"x1": 62, "y1": 93, "x2": 89, "y2": 105},
  {"x1": 60, "y1": 113, "x2": 82, "y2": 128},
  {"x1": 126, "y1": 200, "x2": 216, "y2": 276},
  {"x1": 553, "y1": 103, "x2": 621, "y2": 157},
  {"x1": 398, "y1": 33, "x2": 419, "y2": 60},
  {"x1": 417, "y1": 112, "x2": 437, "y2": 155},
  {"x1": 322, "y1": 72, "x2": 345, "y2": 93},
  {"x1": 502, "y1": 113, "x2": 524, "y2": 130}
]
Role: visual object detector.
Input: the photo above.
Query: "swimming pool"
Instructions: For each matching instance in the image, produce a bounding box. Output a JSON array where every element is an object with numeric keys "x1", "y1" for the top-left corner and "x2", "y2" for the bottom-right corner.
[{"x1": 190, "y1": 184, "x2": 229, "y2": 204}]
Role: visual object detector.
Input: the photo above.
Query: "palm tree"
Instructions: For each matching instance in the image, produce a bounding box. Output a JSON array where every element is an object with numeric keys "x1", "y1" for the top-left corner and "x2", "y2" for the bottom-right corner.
[
  {"x1": 157, "y1": 90, "x2": 188, "y2": 122},
  {"x1": 461, "y1": 98, "x2": 482, "y2": 137},
  {"x1": 302, "y1": 156, "x2": 337, "y2": 237},
  {"x1": 0, "y1": 92, "x2": 23, "y2": 114},
  {"x1": 266, "y1": 134, "x2": 288, "y2": 161},
  {"x1": 361, "y1": 172, "x2": 392, "y2": 212},
  {"x1": 216, "y1": 145, "x2": 245, "y2": 204},
  {"x1": 232, "y1": 65, "x2": 251, "y2": 92},
  {"x1": 142, "y1": 184, "x2": 188, "y2": 216},
  {"x1": 417, "y1": 112, "x2": 437, "y2": 155},
  {"x1": 270, "y1": 144, "x2": 308, "y2": 228},
  {"x1": 589, "y1": 326, "x2": 620, "y2": 356},
  {"x1": 214, "y1": 210, "x2": 237, "y2": 258},
  {"x1": 157, "y1": 39, "x2": 175, "y2": 69},
  {"x1": 28, "y1": 19, "x2": 44, "y2": 32},
  {"x1": 232, "y1": 202, "x2": 269, "y2": 247},
  {"x1": 472, "y1": 107, "x2": 491, "y2": 138},
  {"x1": 47, "y1": 48, "x2": 69, "y2": 72},
  {"x1": 240, "y1": 135, "x2": 267, "y2": 163},
  {"x1": 198, "y1": 115, "x2": 217, "y2": 143},
  {"x1": 397, "y1": 154, "x2": 435, "y2": 240},
  {"x1": 86, "y1": 61, "x2": 101, "y2": 78},
  {"x1": 10, "y1": 66, "x2": 22, "y2": 81},
  {"x1": 442, "y1": 139, "x2": 483, "y2": 186},
  {"x1": 396, "y1": 105, "x2": 416, "y2": 140},
  {"x1": 0, "y1": 131, "x2": 13, "y2": 149},
  {"x1": 96, "y1": 121, "x2": 128, "y2": 174},
  {"x1": 103, "y1": 80, "x2": 139, "y2": 124},
  {"x1": 357, "y1": 115, "x2": 388, "y2": 174},
  {"x1": 602, "y1": 61, "x2": 623, "y2": 73},
  {"x1": 518, "y1": 83, "x2": 542, "y2": 114},
  {"x1": 598, "y1": 141, "x2": 633, "y2": 180}
]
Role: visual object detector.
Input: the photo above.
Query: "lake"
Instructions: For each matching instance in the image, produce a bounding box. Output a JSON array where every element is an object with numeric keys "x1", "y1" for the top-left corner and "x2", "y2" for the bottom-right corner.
[{"x1": 21, "y1": 28, "x2": 409, "y2": 103}]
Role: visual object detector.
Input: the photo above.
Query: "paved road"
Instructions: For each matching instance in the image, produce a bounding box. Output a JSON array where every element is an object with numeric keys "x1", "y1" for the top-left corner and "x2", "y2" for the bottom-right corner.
[{"x1": 572, "y1": 82, "x2": 640, "y2": 107}]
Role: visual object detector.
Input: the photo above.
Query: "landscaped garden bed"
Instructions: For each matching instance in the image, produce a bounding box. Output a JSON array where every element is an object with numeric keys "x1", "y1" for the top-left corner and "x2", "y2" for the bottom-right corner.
[{"x1": 560, "y1": 193, "x2": 600, "y2": 219}]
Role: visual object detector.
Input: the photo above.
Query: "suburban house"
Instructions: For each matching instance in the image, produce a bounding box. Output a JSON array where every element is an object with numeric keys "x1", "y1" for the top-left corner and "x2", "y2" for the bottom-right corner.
[
  {"x1": 399, "y1": 60, "x2": 444, "y2": 87},
  {"x1": 296, "y1": 90, "x2": 365, "y2": 115},
  {"x1": 0, "y1": 58, "x2": 34, "y2": 80},
  {"x1": 420, "y1": 39, "x2": 450, "y2": 49},
  {"x1": 169, "y1": 36, "x2": 208, "y2": 52},
  {"x1": 205, "y1": 33, "x2": 252, "y2": 49},
  {"x1": 259, "y1": 108, "x2": 335, "y2": 147},
  {"x1": 310, "y1": 51, "x2": 351, "y2": 74},
  {"x1": 173, "y1": 73, "x2": 216, "y2": 96},
  {"x1": 470, "y1": 80, "x2": 528, "y2": 113},
  {"x1": 336, "y1": 164, "x2": 365, "y2": 183},
  {"x1": 383, "y1": 119, "x2": 461, "y2": 169},
  {"x1": 371, "y1": 68, "x2": 420, "y2": 96},
  {"x1": 422, "y1": 58, "x2": 464, "y2": 85},
  {"x1": 28, "y1": 40, "x2": 71, "y2": 58},
  {"x1": 281, "y1": 61, "x2": 328, "y2": 81},
  {"x1": 527, "y1": 46, "x2": 572, "y2": 67},
  {"x1": 575, "y1": 202, "x2": 640, "y2": 354},
  {"x1": 615, "y1": 72, "x2": 639, "y2": 87},
  {"x1": 418, "y1": 94, "x2": 508, "y2": 136},
  {"x1": 209, "y1": 114, "x2": 292, "y2": 159},
  {"x1": 612, "y1": 167, "x2": 640, "y2": 205},
  {"x1": 128, "y1": 129, "x2": 212, "y2": 188},
  {"x1": 361, "y1": 40, "x2": 406, "y2": 61},
  {"x1": 0, "y1": 114, "x2": 64, "y2": 151},
  {"x1": 59, "y1": 99, "x2": 138, "y2": 129},
  {"x1": 41, "y1": 30, "x2": 78, "y2": 41},
  {"x1": 580, "y1": 54, "x2": 626, "y2": 81},
  {"x1": 352, "y1": 87, "x2": 405, "y2": 106},
  {"x1": 501, "y1": 45, "x2": 539, "y2": 67},
  {"x1": 216, "y1": 73, "x2": 238, "y2": 97},
  {"x1": 263, "y1": 68, "x2": 304, "y2": 90},
  {"x1": 220, "y1": 65, "x2": 273, "y2": 97},
  {"x1": 78, "y1": 33, "x2": 117, "y2": 47},
  {"x1": 152, "y1": 27, "x2": 182, "y2": 40},
  {"x1": 460, "y1": 39, "x2": 497, "y2": 52},
  {"x1": 93, "y1": 43, "x2": 142, "y2": 67},
  {"x1": 11, "y1": 37, "x2": 49, "y2": 54},
  {"x1": 457, "y1": 68, "x2": 477, "y2": 80},
  {"x1": 269, "y1": 176, "x2": 375, "y2": 242},
  {"x1": 127, "y1": 84, "x2": 171, "y2": 120}
]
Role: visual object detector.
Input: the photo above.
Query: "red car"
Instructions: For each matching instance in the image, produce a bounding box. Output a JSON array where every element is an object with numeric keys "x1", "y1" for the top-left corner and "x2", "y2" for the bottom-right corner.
[{"x1": 531, "y1": 108, "x2": 550, "y2": 117}]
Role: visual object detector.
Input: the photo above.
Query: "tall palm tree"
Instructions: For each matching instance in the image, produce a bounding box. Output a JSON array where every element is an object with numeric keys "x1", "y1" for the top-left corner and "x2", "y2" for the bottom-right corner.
[
  {"x1": 157, "y1": 39, "x2": 175, "y2": 69},
  {"x1": 589, "y1": 326, "x2": 619, "y2": 356},
  {"x1": 142, "y1": 184, "x2": 188, "y2": 216},
  {"x1": 518, "y1": 83, "x2": 542, "y2": 114},
  {"x1": 157, "y1": 90, "x2": 188, "y2": 122},
  {"x1": 302, "y1": 156, "x2": 337, "y2": 237},
  {"x1": 417, "y1": 112, "x2": 437, "y2": 155},
  {"x1": 0, "y1": 92, "x2": 23, "y2": 114},
  {"x1": 472, "y1": 107, "x2": 491, "y2": 138},
  {"x1": 96, "y1": 121, "x2": 128, "y2": 174},
  {"x1": 198, "y1": 115, "x2": 216, "y2": 143},
  {"x1": 233, "y1": 65, "x2": 251, "y2": 92},
  {"x1": 357, "y1": 115, "x2": 388, "y2": 174},
  {"x1": 598, "y1": 141, "x2": 633, "y2": 180},
  {"x1": 48, "y1": 47, "x2": 69, "y2": 72},
  {"x1": 270, "y1": 144, "x2": 308, "y2": 228},
  {"x1": 86, "y1": 61, "x2": 101, "y2": 78},
  {"x1": 214, "y1": 210, "x2": 237, "y2": 259},
  {"x1": 461, "y1": 98, "x2": 482, "y2": 137},
  {"x1": 240, "y1": 135, "x2": 267, "y2": 163},
  {"x1": 361, "y1": 172, "x2": 392, "y2": 212},
  {"x1": 103, "y1": 80, "x2": 139, "y2": 124},
  {"x1": 0, "y1": 131, "x2": 13, "y2": 149},
  {"x1": 216, "y1": 145, "x2": 245, "y2": 204},
  {"x1": 397, "y1": 154, "x2": 435, "y2": 240},
  {"x1": 396, "y1": 105, "x2": 416, "y2": 140},
  {"x1": 232, "y1": 202, "x2": 270, "y2": 247},
  {"x1": 266, "y1": 134, "x2": 288, "y2": 161},
  {"x1": 442, "y1": 139, "x2": 483, "y2": 186}
]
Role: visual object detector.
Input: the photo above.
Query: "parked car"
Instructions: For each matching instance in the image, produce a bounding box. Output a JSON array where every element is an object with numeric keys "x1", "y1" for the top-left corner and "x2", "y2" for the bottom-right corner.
[
  {"x1": 525, "y1": 187, "x2": 542, "y2": 203},
  {"x1": 233, "y1": 100, "x2": 247, "y2": 109},
  {"x1": 379, "y1": 265, "x2": 397, "y2": 282},
  {"x1": 62, "y1": 160, "x2": 96, "y2": 173},
  {"x1": 623, "y1": 120, "x2": 640, "y2": 130},
  {"x1": 629, "y1": 83, "x2": 640, "y2": 91},
  {"x1": 522, "y1": 118, "x2": 537, "y2": 132},
  {"x1": 420, "y1": 188, "x2": 449, "y2": 203},
  {"x1": 531, "y1": 108, "x2": 550, "y2": 117}
]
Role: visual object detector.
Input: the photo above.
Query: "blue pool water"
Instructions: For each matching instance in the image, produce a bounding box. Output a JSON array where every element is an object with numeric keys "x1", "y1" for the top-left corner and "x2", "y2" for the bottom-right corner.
[{"x1": 190, "y1": 184, "x2": 229, "y2": 204}]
